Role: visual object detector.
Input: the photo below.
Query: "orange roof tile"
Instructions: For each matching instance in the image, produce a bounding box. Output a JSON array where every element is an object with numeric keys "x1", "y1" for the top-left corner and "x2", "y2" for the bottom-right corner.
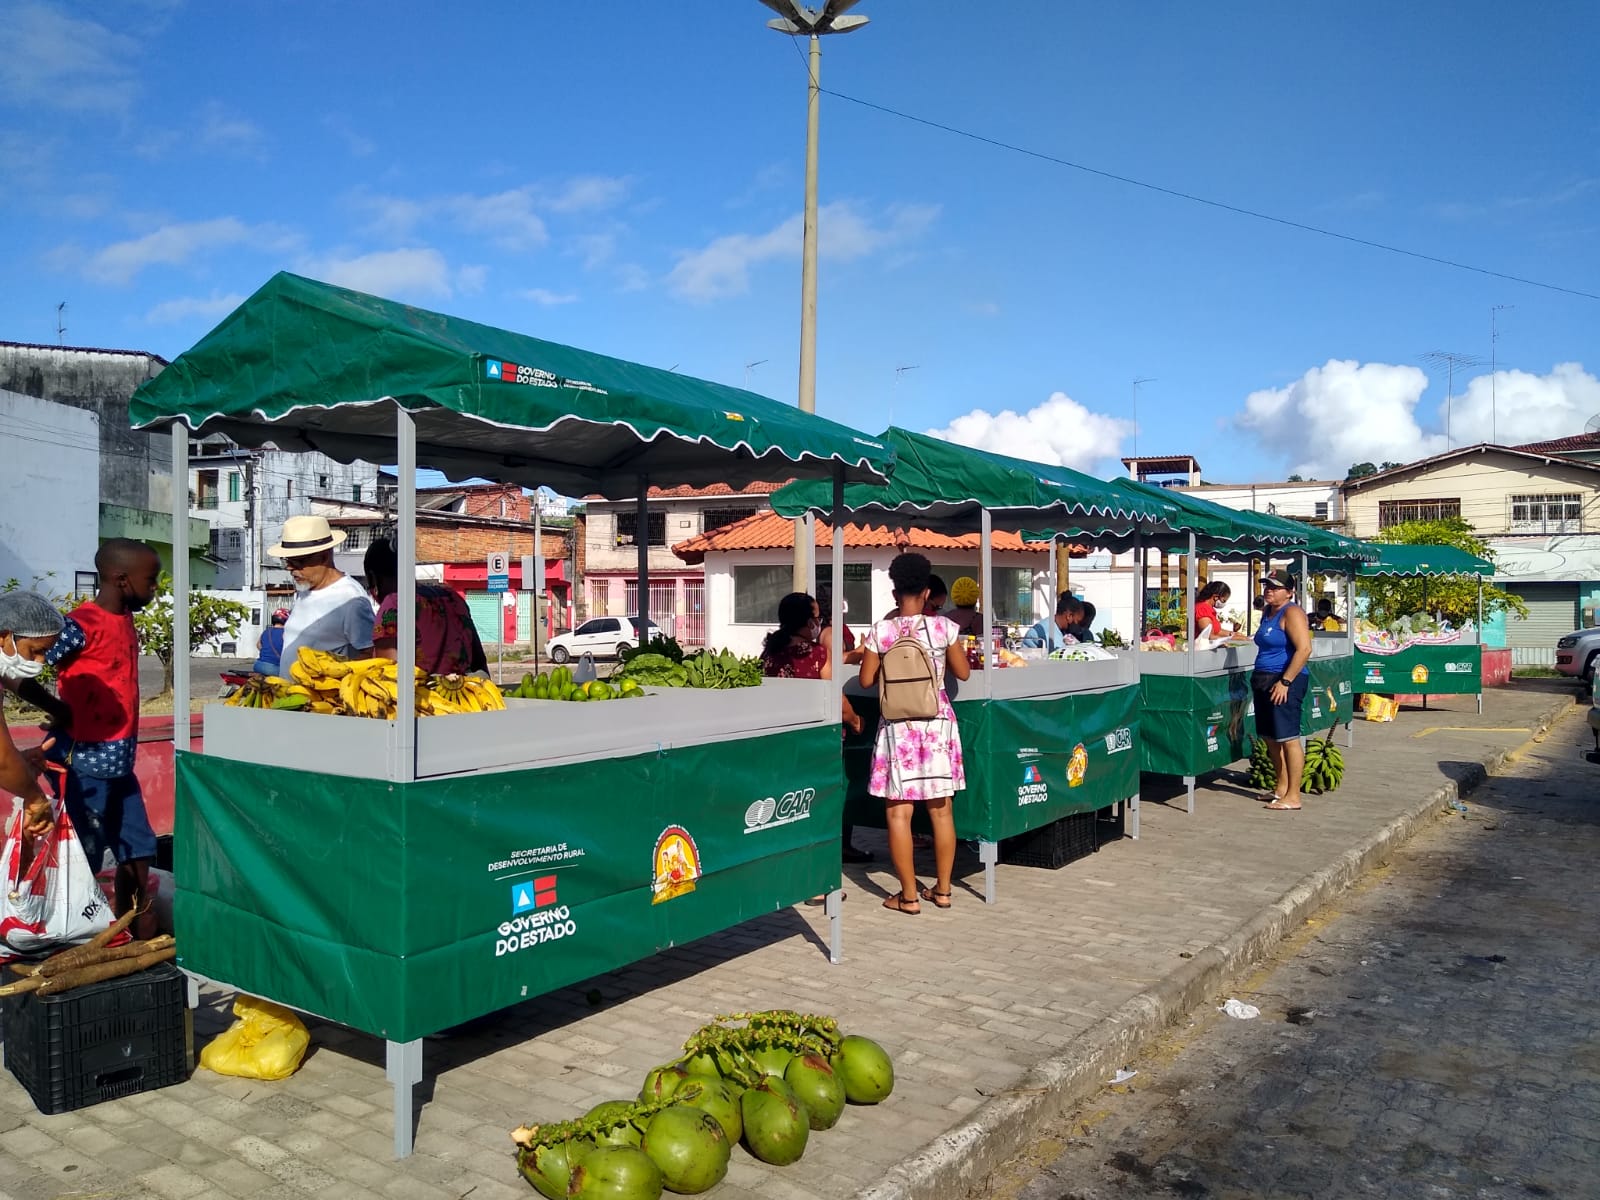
[
  {"x1": 584, "y1": 481, "x2": 788, "y2": 502},
  {"x1": 672, "y1": 511, "x2": 1083, "y2": 563}
]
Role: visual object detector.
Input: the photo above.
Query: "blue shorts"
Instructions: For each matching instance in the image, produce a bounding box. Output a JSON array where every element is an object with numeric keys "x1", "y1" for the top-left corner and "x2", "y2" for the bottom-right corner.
[
  {"x1": 1253, "y1": 671, "x2": 1309, "y2": 742},
  {"x1": 51, "y1": 762, "x2": 158, "y2": 870}
]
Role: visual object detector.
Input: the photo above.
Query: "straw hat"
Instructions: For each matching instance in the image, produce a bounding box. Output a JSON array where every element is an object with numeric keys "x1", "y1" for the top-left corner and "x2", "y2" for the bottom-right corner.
[{"x1": 268, "y1": 514, "x2": 347, "y2": 558}]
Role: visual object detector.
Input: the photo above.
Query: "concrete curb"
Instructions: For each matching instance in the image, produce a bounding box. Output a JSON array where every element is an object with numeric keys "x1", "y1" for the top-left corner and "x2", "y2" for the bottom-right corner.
[{"x1": 856, "y1": 692, "x2": 1577, "y2": 1200}]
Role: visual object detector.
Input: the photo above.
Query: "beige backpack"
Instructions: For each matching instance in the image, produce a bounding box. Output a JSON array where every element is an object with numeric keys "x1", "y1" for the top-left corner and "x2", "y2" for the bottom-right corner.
[{"x1": 878, "y1": 618, "x2": 940, "y2": 721}]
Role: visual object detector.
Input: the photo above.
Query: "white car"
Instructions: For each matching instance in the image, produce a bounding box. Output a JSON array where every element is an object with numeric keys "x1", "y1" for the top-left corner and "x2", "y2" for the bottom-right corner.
[
  {"x1": 1554, "y1": 628, "x2": 1600, "y2": 682},
  {"x1": 547, "y1": 615, "x2": 661, "y2": 664}
]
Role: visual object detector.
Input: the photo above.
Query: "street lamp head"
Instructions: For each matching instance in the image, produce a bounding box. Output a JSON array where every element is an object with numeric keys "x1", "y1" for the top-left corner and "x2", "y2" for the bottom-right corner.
[{"x1": 760, "y1": 0, "x2": 869, "y2": 34}]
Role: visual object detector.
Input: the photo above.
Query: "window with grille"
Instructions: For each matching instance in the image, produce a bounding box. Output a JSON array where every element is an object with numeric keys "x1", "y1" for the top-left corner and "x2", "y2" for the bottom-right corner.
[
  {"x1": 228, "y1": 472, "x2": 241, "y2": 502},
  {"x1": 1314, "y1": 501, "x2": 1329, "y2": 520},
  {"x1": 1377, "y1": 498, "x2": 1460, "y2": 529},
  {"x1": 344, "y1": 527, "x2": 365, "y2": 550},
  {"x1": 352, "y1": 484, "x2": 363, "y2": 502},
  {"x1": 704, "y1": 506, "x2": 759, "y2": 533},
  {"x1": 734, "y1": 565, "x2": 795, "y2": 624},
  {"x1": 1508, "y1": 493, "x2": 1582, "y2": 534},
  {"x1": 616, "y1": 511, "x2": 666, "y2": 547}
]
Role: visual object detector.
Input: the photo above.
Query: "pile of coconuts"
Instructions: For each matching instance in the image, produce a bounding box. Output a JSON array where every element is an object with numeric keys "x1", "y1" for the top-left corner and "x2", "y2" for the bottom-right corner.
[{"x1": 511, "y1": 1009, "x2": 894, "y2": 1198}]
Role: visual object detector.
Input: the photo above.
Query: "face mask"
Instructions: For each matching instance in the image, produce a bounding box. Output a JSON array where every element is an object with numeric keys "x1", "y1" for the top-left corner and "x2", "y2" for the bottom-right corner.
[{"x1": 0, "y1": 635, "x2": 44, "y2": 681}]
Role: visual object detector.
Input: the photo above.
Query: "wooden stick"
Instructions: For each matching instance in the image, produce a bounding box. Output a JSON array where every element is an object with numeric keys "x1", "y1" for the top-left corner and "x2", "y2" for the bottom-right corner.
[
  {"x1": 36, "y1": 947, "x2": 176, "y2": 996},
  {"x1": 37, "y1": 935, "x2": 174, "y2": 979}
]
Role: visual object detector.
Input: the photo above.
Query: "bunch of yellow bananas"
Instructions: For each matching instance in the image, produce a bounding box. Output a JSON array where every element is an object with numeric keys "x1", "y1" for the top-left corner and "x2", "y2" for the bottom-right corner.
[
  {"x1": 281, "y1": 647, "x2": 506, "y2": 717},
  {"x1": 224, "y1": 674, "x2": 316, "y2": 710},
  {"x1": 424, "y1": 672, "x2": 506, "y2": 714}
]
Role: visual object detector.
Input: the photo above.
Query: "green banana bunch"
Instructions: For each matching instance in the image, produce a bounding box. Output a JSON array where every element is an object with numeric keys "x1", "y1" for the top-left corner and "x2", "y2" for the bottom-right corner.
[
  {"x1": 1301, "y1": 736, "x2": 1345, "y2": 794},
  {"x1": 1247, "y1": 738, "x2": 1276, "y2": 790}
]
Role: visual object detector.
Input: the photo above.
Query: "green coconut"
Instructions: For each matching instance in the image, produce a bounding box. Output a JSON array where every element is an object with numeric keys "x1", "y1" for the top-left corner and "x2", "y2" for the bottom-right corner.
[
  {"x1": 584, "y1": 1100, "x2": 643, "y2": 1149},
  {"x1": 674, "y1": 1076, "x2": 742, "y2": 1144},
  {"x1": 518, "y1": 1140, "x2": 589, "y2": 1200},
  {"x1": 640, "y1": 1105, "x2": 731, "y2": 1194},
  {"x1": 682, "y1": 1050, "x2": 722, "y2": 1079},
  {"x1": 747, "y1": 1045, "x2": 794, "y2": 1079},
  {"x1": 639, "y1": 1064, "x2": 693, "y2": 1105},
  {"x1": 831, "y1": 1035, "x2": 894, "y2": 1104},
  {"x1": 739, "y1": 1076, "x2": 810, "y2": 1166},
  {"x1": 566, "y1": 1145, "x2": 663, "y2": 1200},
  {"x1": 783, "y1": 1053, "x2": 846, "y2": 1130}
]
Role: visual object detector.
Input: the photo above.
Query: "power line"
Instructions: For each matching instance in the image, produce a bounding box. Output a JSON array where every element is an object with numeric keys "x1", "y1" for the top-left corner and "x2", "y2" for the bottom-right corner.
[{"x1": 818, "y1": 87, "x2": 1600, "y2": 303}]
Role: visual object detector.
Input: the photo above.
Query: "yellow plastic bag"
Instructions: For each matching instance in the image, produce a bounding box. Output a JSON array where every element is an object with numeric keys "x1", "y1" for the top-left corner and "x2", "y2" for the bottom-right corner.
[
  {"x1": 1362, "y1": 694, "x2": 1398, "y2": 723},
  {"x1": 199, "y1": 995, "x2": 311, "y2": 1080}
]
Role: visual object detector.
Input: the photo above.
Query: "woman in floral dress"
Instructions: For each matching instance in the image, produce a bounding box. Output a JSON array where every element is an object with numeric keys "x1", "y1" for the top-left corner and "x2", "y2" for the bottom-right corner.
[{"x1": 858, "y1": 553, "x2": 970, "y2": 913}]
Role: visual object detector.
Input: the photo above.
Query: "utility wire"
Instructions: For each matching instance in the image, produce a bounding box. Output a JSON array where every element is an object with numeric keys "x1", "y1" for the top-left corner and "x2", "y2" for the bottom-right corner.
[{"x1": 817, "y1": 86, "x2": 1600, "y2": 303}]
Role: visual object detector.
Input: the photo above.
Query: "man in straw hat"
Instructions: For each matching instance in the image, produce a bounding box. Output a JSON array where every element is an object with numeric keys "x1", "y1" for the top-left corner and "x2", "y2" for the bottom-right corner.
[
  {"x1": 0, "y1": 590, "x2": 66, "y2": 839},
  {"x1": 270, "y1": 515, "x2": 374, "y2": 669}
]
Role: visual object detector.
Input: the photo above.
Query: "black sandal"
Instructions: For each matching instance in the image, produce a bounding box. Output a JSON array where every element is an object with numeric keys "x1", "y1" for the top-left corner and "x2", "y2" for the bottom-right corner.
[
  {"x1": 918, "y1": 885, "x2": 952, "y2": 909},
  {"x1": 882, "y1": 893, "x2": 921, "y2": 915}
]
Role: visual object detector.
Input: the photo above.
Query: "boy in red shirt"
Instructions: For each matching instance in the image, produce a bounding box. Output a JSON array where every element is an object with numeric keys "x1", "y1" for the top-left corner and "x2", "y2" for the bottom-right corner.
[{"x1": 21, "y1": 539, "x2": 162, "y2": 940}]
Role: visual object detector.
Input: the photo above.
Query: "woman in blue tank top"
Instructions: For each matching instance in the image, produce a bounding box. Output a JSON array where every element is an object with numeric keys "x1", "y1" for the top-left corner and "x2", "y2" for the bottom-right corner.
[{"x1": 1252, "y1": 569, "x2": 1313, "y2": 810}]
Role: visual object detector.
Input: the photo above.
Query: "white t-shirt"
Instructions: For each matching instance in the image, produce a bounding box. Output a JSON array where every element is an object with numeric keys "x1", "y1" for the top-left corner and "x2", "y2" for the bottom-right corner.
[{"x1": 280, "y1": 575, "x2": 375, "y2": 667}]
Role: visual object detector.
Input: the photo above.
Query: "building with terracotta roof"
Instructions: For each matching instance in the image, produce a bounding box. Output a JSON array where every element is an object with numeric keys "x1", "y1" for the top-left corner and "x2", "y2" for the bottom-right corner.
[{"x1": 671, "y1": 511, "x2": 1072, "y2": 657}]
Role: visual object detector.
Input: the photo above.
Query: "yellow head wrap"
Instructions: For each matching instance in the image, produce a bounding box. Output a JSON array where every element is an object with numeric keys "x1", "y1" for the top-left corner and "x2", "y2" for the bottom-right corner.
[{"x1": 951, "y1": 576, "x2": 980, "y2": 607}]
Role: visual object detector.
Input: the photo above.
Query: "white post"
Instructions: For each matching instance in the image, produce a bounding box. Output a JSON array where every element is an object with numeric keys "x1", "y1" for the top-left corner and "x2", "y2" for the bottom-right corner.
[
  {"x1": 393, "y1": 411, "x2": 417, "y2": 783},
  {"x1": 828, "y1": 469, "x2": 846, "y2": 962},
  {"x1": 792, "y1": 30, "x2": 821, "y2": 595},
  {"x1": 980, "y1": 509, "x2": 994, "y2": 698},
  {"x1": 1477, "y1": 578, "x2": 1485, "y2": 714},
  {"x1": 636, "y1": 478, "x2": 649, "y2": 633},
  {"x1": 171, "y1": 426, "x2": 192, "y2": 751},
  {"x1": 1132, "y1": 539, "x2": 1144, "y2": 643},
  {"x1": 1185, "y1": 532, "x2": 1197, "y2": 675},
  {"x1": 805, "y1": 513, "x2": 818, "y2": 596}
]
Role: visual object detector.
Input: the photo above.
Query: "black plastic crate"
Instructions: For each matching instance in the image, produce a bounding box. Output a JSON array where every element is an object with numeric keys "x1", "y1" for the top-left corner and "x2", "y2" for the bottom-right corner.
[
  {"x1": 1000, "y1": 808, "x2": 1100, "y2": 870},
  {"x1": 2, "y1": 961, "x2": 191, "y2": 1114}
]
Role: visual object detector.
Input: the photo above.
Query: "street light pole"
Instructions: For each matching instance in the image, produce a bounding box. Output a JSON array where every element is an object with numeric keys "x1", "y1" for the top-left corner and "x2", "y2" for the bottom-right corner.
[{"x1": 762, "y1": 0, "x2": 870, "y2": 591}]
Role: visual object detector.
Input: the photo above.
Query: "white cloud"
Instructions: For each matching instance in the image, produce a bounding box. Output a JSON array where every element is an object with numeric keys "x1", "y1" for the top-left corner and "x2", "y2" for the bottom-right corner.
[
  {"x1": 448, "y1": 189, "x2": 548, "y2": 251},
  {"x1": 1236, "y1": 360, "x2": 1441, "y2": 478},
  {"x1": 300, "y1": 247, "x2": 460, "y2": 299},
  {"x1": 1232, "y1": 358, "x2": 1600, "y2": 477},
  {"x1": 519, "y1": 288, "x2": 578, "y2": 306},
  {"x1": 323, "y1": 113, "x2": 376, "y2": 158},
  {"x1": 542, "y1": 175, "x2": 629, "y2": 214},
  {"x1": 924, "y1": 392, "x2": 1134, "y2": 474},
  {"x1": 199, "y1": 103, "x2": 268, "y2": 157},
  {"x1": 1447, "y1": 362, "x2": 1600, "y2": 446},
  {"x1": 144, "y1": 291, "x2": 246, "y2": 324},
  {"x1": 0, "y1": 2, "x2": 139, "y2": 112},
  {"x1": 73, "y1": 218, "x2": 300, "y2": 284},
  {"x1": 667, "y1": 201, "x2": 940, "y2": 302}
]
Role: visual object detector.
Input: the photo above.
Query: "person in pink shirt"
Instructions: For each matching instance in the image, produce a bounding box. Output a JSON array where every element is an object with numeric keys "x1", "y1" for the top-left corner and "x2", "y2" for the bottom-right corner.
[{"x1": 363, "y1": 539, "x2": 488, "y2": 676}]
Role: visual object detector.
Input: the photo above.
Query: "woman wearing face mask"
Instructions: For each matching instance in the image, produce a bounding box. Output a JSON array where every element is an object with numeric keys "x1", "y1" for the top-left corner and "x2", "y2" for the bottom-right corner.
[
  {"x1": 760, "y1": 592, "x2": 832, "y2": 681},
  {"x1": 0, "y1": 591, "x2": 66, "y2": 839}
]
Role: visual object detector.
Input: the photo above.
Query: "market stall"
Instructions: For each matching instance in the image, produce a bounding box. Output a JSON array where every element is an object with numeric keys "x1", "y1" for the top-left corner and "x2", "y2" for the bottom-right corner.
[
  {"x1": 772, "y1": 429, "x2": 1183, "y2": 903},
  {"x1": 130, "y1": 272, "x2": 896, "y2": 1155},
  {"x1": 1338, "y1": 543, "x2": 1494, "y2": 713},
  {"x1": 1114, "y1": 480, "x2": 1312, "y2": 813}
]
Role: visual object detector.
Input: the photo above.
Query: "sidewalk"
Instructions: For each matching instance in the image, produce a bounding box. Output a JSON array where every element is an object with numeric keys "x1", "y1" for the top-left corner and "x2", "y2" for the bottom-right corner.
[{"x1": 0, "y1": 682, "x2": 1580, "y2": 1200}]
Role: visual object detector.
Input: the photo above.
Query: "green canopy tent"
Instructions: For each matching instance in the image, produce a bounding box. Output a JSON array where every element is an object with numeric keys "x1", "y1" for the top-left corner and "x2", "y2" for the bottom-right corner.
[
  {"x1": 773, "y1": 429, "x2": 1189, "y2": 899},
  {"x1": 1339, "y1": 543, "x2": 1495, "y2": 714},
  {"x1": 128, "y1": 273, "x2": 898, "y2": 1156}
]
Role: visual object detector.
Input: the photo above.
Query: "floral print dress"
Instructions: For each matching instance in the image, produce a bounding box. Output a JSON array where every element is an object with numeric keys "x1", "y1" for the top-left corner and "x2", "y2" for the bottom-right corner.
[{"x1": 865, "y1": 614, "x2": 966, "y2": 801}]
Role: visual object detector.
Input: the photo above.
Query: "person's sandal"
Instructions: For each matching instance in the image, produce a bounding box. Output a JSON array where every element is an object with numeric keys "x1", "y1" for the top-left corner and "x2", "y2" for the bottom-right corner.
[
  {"x1": 918, "y1": 885, "x2": 952, "y2": 909},
  {"x1": 882, "y1": 893, "x2": 921, "y2": 915}
]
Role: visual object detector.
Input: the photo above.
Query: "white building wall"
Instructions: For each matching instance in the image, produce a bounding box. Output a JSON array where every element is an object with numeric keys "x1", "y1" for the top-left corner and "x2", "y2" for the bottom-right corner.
[
  {"x1": 1180, "y1": 481, "x2": 1340, "y2": 522},
  {"x1": 0, "y1": 389, "x2": 99, "y2": 595}
]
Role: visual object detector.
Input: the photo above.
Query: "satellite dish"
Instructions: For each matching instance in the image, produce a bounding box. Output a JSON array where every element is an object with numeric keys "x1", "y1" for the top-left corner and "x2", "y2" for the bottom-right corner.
[{"x1": 1585, "y1": 412, "x2": 1600, "y2": 435}]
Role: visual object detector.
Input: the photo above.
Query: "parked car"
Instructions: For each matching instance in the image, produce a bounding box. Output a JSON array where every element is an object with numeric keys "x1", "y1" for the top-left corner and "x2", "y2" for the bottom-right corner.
[
  {"x1": 1554, "y1": 627, "x2": 1600, "y2": 682},
  {"x1": 546, "y1": 615, "x2": 661, "y2": 664},
  {"x1": 1589, "y1": 670, "x2": 1600, "y2": 754}
]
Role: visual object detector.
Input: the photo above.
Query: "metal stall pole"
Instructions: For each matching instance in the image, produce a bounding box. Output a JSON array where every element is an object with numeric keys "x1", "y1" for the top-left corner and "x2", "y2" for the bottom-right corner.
[
  {"x1": 1477, "y1": 578, "x2": 1484, "y2": 715},
  {"x1": 636, "y1": 478, "x2": 650, "y2": 661},
  {"x1": 387, "y1": 408, "x2": 422, "y2": 1159},
  {"x1": 1183, "y1": 531, "x2": 1197, "y2": 814},
  {"x1": 170, "y1": 426, "x2": 192, "y2": 752},
  {"x1": 826, "y1": 470, "x2": 846, "y2": 963},
  {"x1": 805, "y1": 513, "x2": 817, "y2": 596},
  {"x1": 1422, "y1": 577, "x2": 1429, "y2": 712},
  {"x1": 1127, "y1": 536, "x2": 1142, "y2": 839},
  {"x1": 977, "y1": 508, "x2": 998, "y2": 903},
  {"x1": 1346, "y1": 569, "x2": 1357, "y2": 748}
]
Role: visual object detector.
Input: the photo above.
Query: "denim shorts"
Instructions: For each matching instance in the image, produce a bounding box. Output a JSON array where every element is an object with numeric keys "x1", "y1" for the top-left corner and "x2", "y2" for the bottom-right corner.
[
  {"x1": 55, "y1": 766, "x2": 158, "y2": 870},
  {"x1": 1252, "y1": 671, "x2": 1309, "y2": 742}
]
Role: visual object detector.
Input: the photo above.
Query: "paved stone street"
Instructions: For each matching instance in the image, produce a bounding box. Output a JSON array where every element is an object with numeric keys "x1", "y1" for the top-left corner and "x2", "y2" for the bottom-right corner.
[
  {"x1": 0, "y1": 682, "x2": 1581, "y2": 1200},
  {"x1": 982, "y1": 699, "x2": 1600, "y2": 1200}
]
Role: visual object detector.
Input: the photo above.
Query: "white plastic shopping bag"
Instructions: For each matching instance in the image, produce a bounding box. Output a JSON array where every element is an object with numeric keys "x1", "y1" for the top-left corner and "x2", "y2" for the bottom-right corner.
[{"x1": 0, "y1": 798, "x2": 114, "y2": 959}]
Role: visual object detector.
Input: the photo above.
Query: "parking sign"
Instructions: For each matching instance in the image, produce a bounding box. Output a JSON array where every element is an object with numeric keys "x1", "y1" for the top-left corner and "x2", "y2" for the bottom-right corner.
[{"x1": 486, "y1": 551, "x2": 509, "y2": 593}]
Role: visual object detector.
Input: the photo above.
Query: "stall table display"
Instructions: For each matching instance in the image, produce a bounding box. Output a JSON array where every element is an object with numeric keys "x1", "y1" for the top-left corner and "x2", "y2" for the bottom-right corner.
[{"x1": 130, "y1": 273, "x2": 895, "y2": 1156}]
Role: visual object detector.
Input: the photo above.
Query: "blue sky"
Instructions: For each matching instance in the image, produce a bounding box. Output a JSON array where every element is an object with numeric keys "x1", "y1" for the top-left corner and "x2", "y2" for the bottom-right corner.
[{"x1": 3, "y1": 0, "x2": 1597, "y2": 486}]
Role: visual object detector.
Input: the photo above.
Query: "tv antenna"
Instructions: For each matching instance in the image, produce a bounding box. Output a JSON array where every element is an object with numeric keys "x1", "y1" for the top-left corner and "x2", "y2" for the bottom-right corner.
[
  {"x1": 889, "y1": 363, "x2": 920, "y2": 426},
  {"x1": 1490, "y1": 305, "x2": 1514, "y2": 443},
  {"x1": 1419, "y1": 351, "x2": 1486, "y2": 449},
  {"x1": 1584, "y1": 412, "x2": 1600, "y2": 435},
  {"x1": 743, "y1": 358, "x2": 768, "y2": 387},
  {"x1": 1131, "y1": 378, "x2": 1156, "y2": 456},
  {"x1": 55, "y1": 302, "x2": 67, "y2": 345}
]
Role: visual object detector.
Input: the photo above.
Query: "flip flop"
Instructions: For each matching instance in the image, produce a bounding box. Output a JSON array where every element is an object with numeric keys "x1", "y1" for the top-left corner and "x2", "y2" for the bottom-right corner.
[{"x1": 1264, "y1": 800, "x2": 1302, "y2": 811}]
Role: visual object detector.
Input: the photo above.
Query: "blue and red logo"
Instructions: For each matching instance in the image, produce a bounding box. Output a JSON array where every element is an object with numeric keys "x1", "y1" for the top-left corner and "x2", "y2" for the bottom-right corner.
[
  {"x1": 511, "y1": 875, "x2": 559, "y2": 915},
  {"x1": 1020, "y1": 764, "x2": 1042, "y2": 784}
]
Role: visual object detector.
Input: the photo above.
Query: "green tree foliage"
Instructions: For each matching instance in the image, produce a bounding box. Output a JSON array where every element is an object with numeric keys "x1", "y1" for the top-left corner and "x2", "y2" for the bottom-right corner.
[
  {"x1": 133, "y1": 573, "x2": 252, "y2": 693},
  {"x1": 1356, "y1": 518, "x2": 1528, "y2": 629},
  {"x1": 1345, "y1": 460, "x2": 1404, "y2": 480}
]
